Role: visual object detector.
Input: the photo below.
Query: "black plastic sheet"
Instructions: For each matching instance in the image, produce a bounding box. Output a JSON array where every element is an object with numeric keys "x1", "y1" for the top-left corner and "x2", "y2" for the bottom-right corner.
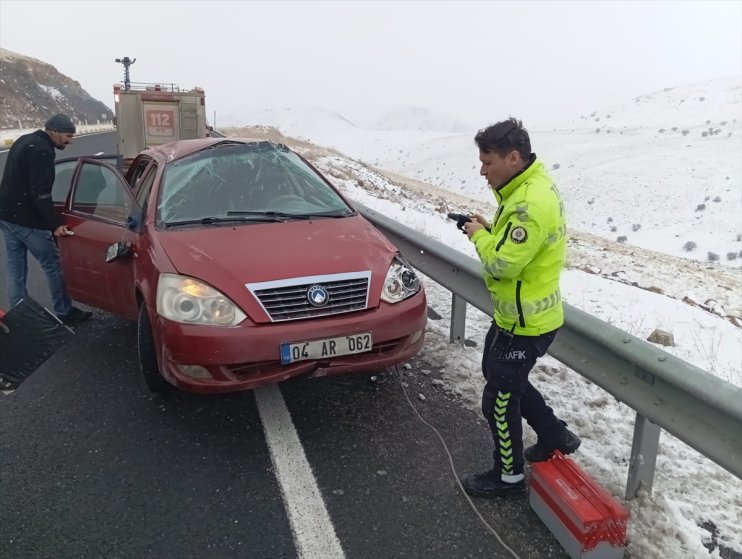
[{"x1": 0, "y1": 298, "x2": 75, "y2": 391}]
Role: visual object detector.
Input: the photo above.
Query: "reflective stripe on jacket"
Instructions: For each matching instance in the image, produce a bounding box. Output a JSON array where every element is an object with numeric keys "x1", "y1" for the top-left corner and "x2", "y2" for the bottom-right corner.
[{"x1": 470, "y1": 155, "x2": 566, "y2": 335}]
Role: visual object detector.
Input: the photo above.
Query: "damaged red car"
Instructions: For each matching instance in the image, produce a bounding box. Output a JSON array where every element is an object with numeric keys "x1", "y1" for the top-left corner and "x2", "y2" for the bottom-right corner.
[{"x1": 51, "y1": 139, "x2": 427, "y2": 394}]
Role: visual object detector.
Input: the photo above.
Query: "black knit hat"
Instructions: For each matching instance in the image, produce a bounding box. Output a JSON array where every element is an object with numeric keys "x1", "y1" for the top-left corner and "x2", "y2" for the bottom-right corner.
[{"x1": 44, "y1": 113, "x2": 76, "y2": 134}]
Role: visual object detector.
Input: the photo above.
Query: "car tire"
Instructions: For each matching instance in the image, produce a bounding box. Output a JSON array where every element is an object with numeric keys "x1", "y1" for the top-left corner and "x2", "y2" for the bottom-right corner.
[{"x1": 138, "y1": 303, "x2": 175, "y2": 394}]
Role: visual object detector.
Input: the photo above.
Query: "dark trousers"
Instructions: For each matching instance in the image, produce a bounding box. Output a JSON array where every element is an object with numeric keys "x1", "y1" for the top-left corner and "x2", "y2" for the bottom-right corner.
[{"x1": 481, "y1": 322, "x2": 562, "y2": 476}]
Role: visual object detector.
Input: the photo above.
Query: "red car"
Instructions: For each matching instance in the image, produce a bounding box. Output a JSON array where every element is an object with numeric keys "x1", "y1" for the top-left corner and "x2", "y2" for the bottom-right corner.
[{"x1": 51, "y1": 138, "x2": 427, "y2": 394}]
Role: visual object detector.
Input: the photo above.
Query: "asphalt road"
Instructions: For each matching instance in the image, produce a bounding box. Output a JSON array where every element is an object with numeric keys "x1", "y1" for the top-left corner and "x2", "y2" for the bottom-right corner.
[{"x1": 0, "y1": 132, "x2": 573, "y2": 559}]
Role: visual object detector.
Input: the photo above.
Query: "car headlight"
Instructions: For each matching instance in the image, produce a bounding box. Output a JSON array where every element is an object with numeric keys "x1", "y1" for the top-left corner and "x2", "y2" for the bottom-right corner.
[
  {"x1": 381, "y1": 254, "x2": 421, "y2": 303},
  {"x1": 156, "y1": 273, "x2": 246, "y2": 326}
]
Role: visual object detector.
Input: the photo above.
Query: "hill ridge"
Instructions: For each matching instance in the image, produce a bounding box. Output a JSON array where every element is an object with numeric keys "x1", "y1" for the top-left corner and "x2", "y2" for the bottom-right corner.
[{"x1": 0, "y1": 47, "x2": 113, "y2": 129}]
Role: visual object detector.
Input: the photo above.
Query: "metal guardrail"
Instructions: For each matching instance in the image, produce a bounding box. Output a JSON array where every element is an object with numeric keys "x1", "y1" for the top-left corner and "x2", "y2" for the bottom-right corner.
[
  {"x1": 1, "y1": 123, "x2": 115, "y2": 148},
  {"x1": 355, "y1": 202, "x2": 742, "y2": 498}
]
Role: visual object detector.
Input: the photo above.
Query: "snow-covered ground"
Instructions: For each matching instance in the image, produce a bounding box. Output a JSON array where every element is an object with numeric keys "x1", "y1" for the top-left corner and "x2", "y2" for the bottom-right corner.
[
  {"x1": 246, "y1": 76, "x2": 742, "y2": 270},
  {"x1": 226, "y1": 76, "x2": 742, "y2": 558}
]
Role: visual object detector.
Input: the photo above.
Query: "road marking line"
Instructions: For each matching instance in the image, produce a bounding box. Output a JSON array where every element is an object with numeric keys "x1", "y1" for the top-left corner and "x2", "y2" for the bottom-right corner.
[{"x1": 255, "y1": 385, "x2": 345, "y2": 559}]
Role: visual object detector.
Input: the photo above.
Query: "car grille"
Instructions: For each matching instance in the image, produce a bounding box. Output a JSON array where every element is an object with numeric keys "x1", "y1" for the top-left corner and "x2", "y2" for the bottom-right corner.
[{"x1": 247, "y1": 271, "x2": 371, "y2": 322}]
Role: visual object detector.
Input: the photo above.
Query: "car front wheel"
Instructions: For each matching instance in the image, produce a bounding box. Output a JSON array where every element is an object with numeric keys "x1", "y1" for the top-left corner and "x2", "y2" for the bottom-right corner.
[{"x1": 137, "y1": 303, "x2": 174, "y2": 394}]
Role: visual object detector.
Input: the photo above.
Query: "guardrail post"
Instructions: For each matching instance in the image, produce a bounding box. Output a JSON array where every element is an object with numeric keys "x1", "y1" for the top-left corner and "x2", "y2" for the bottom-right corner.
[
  {"x1": 626, "y1": 412, "x2": 661, "y2": 499},
  {"x1": 450, "y1": 293, "x2": 467, "y2": 344}
]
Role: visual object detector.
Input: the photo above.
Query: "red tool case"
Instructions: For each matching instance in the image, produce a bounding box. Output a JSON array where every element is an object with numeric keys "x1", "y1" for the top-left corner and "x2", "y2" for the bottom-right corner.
[{"x1": 528, "y1": 451, "x2": 629, "y2": 559}]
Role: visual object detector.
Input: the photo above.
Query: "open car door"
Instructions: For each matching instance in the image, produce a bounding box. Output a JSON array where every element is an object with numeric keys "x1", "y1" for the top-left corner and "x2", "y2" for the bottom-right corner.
[{"x1": 56, "y1": 157, "x2": 141, "y2": 319}]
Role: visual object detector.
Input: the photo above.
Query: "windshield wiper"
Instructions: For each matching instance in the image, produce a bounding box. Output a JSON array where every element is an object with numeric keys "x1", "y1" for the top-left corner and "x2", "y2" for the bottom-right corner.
[
  {"x1": 163, "y1": 215, "x2": 282, "y2": 228},
  {"x1": 164, "y1": 209, "x2": 353, "y2": 228},
  {"x1": 227, "y1": 210, "x2": 306, "y2": 219},
  {"x1": 227, "y1": 209, "x2": 353, "y2": 219},
  {"x1": 295, "y1": 209, "x2": 354, "y2": 219}
]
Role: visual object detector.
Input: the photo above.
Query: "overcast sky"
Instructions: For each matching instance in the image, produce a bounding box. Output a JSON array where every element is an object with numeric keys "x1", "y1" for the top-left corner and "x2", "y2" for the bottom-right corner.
[{"x1": 1, "y1": 0, "x2": 740, "y2": 128}]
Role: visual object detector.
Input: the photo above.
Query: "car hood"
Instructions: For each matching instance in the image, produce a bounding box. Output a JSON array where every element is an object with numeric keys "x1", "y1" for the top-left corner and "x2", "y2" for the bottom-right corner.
[{"x1": 157, "y1": 215, "x2": 397, "y2": 318}]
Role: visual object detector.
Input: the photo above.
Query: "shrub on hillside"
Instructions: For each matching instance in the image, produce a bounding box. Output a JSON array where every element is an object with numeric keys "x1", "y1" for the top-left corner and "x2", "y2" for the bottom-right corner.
[
  {"x1": 727, "y1": 252, "x2": 738, "y2": 261},
  {"x1": 683, "y1": 241, "x2": 697, "y2": 252},
  {"x1": 617, "y1": 236, "x2": 628, "y2": 243},
  {"x1": 696, "y1": 204, "x2": 706, "y2": 211},
  {"x1": 632, "y1": 224, "x2": 641, "y2": 232},
  {"x1": 707, "y1": 252, "x2": 719, "y2": 262}
]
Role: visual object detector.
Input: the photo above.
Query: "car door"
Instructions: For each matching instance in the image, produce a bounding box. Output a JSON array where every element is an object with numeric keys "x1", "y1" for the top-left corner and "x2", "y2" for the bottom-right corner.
[{"x1": 56, "y1": 158, "x2": 141, "y2": 319}]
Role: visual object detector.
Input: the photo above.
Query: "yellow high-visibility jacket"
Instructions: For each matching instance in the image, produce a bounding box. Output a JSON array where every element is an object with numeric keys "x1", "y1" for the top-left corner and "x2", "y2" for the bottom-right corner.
[{"x1": 471, "y1": 155, "x2": 567, "y2": 335}]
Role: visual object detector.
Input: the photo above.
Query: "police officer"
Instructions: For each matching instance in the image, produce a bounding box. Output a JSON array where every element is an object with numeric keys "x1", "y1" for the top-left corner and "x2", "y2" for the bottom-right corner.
[{"x1": 461, "y1": 118, "x2": 580, "y2": 498}]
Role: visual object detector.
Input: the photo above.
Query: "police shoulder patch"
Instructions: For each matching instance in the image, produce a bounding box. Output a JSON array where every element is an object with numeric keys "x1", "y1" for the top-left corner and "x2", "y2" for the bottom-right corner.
[{"x1": 510, "y1": 226, "x2": 528, "y2": 244}]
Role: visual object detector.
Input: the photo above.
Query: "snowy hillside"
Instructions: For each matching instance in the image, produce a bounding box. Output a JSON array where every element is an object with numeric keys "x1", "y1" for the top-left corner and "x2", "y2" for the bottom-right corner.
[
  {"x1": 570, "y1": 76, "x2": 740, "y2": 130},
  {"x1": 361, "y1": 106, "x2": 472, "y2": 133},
  {"x1": 0, "y1": 47, "x2": 113, "y2": 129},
  {"x1": 239, "y1": 76, "x2": 742, "y2": 270},
  {"x1": 249, "y1": 106, "x2": 359, "y2": 135},
  {"x1": 246, "y1": 105, "x2": 472, "y2": 135}
]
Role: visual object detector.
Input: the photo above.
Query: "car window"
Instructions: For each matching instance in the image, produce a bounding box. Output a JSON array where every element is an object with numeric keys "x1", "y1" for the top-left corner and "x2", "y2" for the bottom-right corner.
[
  {"x1": 157, "y1": 142, "x2": 351, "y2": 224},
  {"x1": 52, "y1": 160, "x2": 77, "y2": 203},
  {"x1": 127, "y1": 158, "x2": 152, "y2": 195},
  {"x1": 135, "y1": 164, "x2": 157, "y2": 209},
  {"x1": 71, "y1": 162, "x2": 132, "y2": 224},
  {"x1": 53, "y1": 156, "x2": 122, "y2": 204}
]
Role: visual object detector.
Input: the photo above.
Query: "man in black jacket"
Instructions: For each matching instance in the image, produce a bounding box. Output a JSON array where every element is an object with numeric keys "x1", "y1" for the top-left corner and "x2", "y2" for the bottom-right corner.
[{"x1": 0, "y1": 114, "x2": 92, "y2": 324}]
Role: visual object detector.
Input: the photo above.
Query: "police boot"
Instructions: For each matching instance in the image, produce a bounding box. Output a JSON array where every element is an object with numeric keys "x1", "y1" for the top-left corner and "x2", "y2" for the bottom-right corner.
[
  {"x1": 524, "y1": 423, "x2": 581, "y2": 463},
  {"x1": 461, "y1": 452, "x2": 525, "y2": 498}
]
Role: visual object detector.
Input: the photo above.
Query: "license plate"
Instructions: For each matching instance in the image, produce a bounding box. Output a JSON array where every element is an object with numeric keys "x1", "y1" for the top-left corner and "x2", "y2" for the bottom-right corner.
[{"x1": 280, "y1": 332, "x2": 373, "y2": 364}]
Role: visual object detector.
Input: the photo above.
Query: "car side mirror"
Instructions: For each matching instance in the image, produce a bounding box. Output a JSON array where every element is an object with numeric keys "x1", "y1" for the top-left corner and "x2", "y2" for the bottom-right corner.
[
  {"x1": 127, "y1": 208, "x2": 144, "y2": 232},
  {"x1": 105, "y1": 241, "x2": 132, "y2": 263}
]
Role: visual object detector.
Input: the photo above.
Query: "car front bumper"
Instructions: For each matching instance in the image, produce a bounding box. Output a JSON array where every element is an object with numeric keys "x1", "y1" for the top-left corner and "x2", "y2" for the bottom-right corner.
[{"x1": 155, "y1": 291, "x2": 428, "y2": 394}]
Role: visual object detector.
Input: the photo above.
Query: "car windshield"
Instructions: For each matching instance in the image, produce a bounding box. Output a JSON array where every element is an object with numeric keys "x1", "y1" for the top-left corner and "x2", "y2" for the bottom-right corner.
[{"x1": 157, "y1": 141, "x2": 353, "y2": 227}]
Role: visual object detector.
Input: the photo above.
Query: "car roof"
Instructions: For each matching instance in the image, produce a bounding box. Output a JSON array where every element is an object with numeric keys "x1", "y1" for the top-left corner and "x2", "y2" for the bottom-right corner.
[{"x1": 144, "y1": 137, "x2": 275, "y2": 163}]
